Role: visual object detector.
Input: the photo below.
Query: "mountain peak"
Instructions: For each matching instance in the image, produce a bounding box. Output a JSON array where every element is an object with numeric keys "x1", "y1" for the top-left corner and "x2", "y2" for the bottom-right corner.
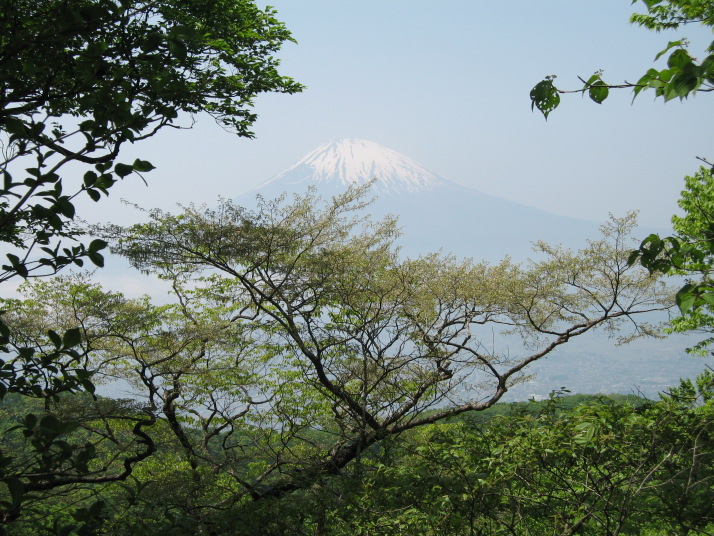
[{"x1": 259, "y1": 138, "x2": 448, "y2": 194}]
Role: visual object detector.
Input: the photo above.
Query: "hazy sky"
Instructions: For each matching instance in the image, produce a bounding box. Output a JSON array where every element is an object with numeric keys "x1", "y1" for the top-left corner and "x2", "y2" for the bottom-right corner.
[{"x1": 82, "y1": 0, "x2": 714, "y2": 230}]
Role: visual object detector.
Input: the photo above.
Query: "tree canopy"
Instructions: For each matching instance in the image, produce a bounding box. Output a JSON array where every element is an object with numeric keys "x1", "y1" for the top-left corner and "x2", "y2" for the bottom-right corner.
[
  {"x1": 0, "y1": 0, "x2": 301, "y2": 526},
  {"x1": 0, "y1": 0, "x2": 301, "y2": 396},
  {"x1": 0, "y1": 1, "x2": 708, "y2": 533},
  {"x1": 1, "y1": 0, "x2": 301, "y2": 283},
  {"x1": 96, "y1": 186, "x2": 666, "y2": 497}
]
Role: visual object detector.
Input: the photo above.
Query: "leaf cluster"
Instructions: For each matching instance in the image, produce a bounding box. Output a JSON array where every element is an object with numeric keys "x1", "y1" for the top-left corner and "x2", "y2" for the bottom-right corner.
[
  {"x1": 629, "y1": 167, "x2": 714, "y2": 353},
  {"x1": 530, "y1": 0, "x2": 714, "y2": 118}
]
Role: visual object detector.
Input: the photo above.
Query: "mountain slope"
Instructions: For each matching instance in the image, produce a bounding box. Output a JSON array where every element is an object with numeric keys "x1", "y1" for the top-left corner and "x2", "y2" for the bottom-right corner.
[{"x1": 238, "y1": 138, "x2": 601, "y2": 260}]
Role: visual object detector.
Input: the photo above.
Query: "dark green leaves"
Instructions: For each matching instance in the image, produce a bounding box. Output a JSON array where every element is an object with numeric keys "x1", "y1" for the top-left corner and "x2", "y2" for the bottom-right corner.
[
  {"x1": 62, "y1": 328, "x2": 82, "y2": 348},
  {"x1": 114, "y1": 160, "x2": 155, "y2": 178},
  {"x1": 132, "y1": 159, "x2": 155, "y2": 172},
  {"x1": 530, "y1": 77, "x2": 560, "y2": 119},
  {"x1": 114, "y1": 163, "x2": 134, "y2": 178},
  {"x1": 627, "y1": 233, "x2": 682, "y2": 274},
  {"x1": 87, "y1": 239, "x2": 107, "y2": 267},
  {"x1": 584, "y1": 73, "x2": 609, "y2": 104},
  {"x1": 588, "y1": 83, "x2": 609, "y2": 103},
  {"x1": 47, "y1": 330, "x2": 62, "y2": 349},
  {"x1": 530, "y1": 72, "x2": 611, "y2": 118},
  {"x1": 532, "y1": 4, "x2": 714, "y2": 113},
  {"x1": 667, "y1": 47, "x2": 692, "y2": 69},
  {"x1": 0, "y1": 0, "x2": 301, "y2": 285},
  {"x1": 629, "y1": 167, "x2": 714, "y2": 325},
  {"x1": 636, "y1": 42, "x2": 713, "y2": 102}
]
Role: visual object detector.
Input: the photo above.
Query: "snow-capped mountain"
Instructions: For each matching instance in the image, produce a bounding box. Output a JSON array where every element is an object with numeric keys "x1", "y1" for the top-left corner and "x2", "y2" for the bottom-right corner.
[
  {"x1": 256, "y1": 138, "x2": 447, "y2": 194},
  {"x1": 237, "y1": 138, "x2": 603, "y2": 261}
]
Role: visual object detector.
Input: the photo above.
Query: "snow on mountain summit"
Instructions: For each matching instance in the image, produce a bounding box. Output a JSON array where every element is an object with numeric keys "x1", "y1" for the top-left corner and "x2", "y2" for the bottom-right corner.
[{"x1": 260, "y1": 138, "x2": 447, "y2": 194}]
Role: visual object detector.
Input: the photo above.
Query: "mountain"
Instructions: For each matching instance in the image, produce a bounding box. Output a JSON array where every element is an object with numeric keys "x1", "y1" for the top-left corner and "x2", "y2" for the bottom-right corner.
[
  {"x1": 238, "y1": 138, "x2": 602, "y2": 261},
  {"x1": 252, "y1": 138, "x2": 448, "y2": 195}
]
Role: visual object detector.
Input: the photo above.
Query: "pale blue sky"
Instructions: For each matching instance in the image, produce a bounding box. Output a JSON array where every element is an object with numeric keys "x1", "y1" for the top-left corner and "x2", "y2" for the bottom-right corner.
[{"x1": 83, "y1": 0, "x2": 714, "y2": 230}]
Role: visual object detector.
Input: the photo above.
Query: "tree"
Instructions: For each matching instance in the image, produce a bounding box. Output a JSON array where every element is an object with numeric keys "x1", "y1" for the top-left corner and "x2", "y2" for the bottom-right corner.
[
  {"x1": 0, "y1": 0, "x2": 301, "y2": 395},
  {"x1": 1, "y1": 0, "x2": 301, "y2": 284},
  {"x1": 0, "y1": 0, "x2": 301, "y2": 527},
  {"x1": 75, "y1": 185, "x2": 666, "y2": 511}
]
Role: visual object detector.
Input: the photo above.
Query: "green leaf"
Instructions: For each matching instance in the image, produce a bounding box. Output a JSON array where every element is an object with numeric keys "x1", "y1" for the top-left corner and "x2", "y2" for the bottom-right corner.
[
  {"x1": 6, "y1": 478, "x2": 24, "y2": 508},
  {"x1": 57, "y1": 421, "x2": 79, "y2": 434},
  {"x1": 114, "y1": 163, "x2": 134, "y2": 178},
  {"x1": 54, "y1": 198, "x2": 76, "y2": 219},
  {"x1": 2, "y1": 171, "x2": 13, "y2": 191},
  {"x1": 667, "y1": 48, "x2": 692, "y2": 69},
  {"x1": 676, "y1": 284, "x2": 697, "y2": 313},
  {"x1": 81, "y1": 378, "x2": 96, "y2": 394},
  {"x1": 144, "y1": 31, "x2": 164, "y2": 51},
  {"x1": 88, "y1": 239, "x2": 107, "y2": 252},
  {"x1": 700, "y1": 292, "x2": 714, "y2": 307},
  {"x1": 167, "y1": 38, "x2": 188, "y2": 61},
  {"x1": 18, "y1": 347, "x2": 34, "y2": 359},
  {"x1": 86, "y1": 189, "x2": 102, "y2": 202},
  {"x1": 669, "y1": 62, "x2": 701, "y2": 99},
  {"x1": 23, "y1": 414, "x2": 37, "y2": 429},
  {"x1": 655, "y1": 40, "x2": 684, "y2": 61},
  {"x1": 88, "y1": 251, "x2": 105, "y2": 267},
  {"x1": 39, "y1": 414, "x2": 61, "y2": 433},
  {"x1": 588, "y1": 83, "x2": 609, "y2": 104},
  {"x1": 583, "y1": 73, "x2": 601, "y2": 86},
  {"x1": 83, "y1": 171, "x2": 98, "y2": 187},
  {"x1": 627, "y1": 249, "x2": 641, "y2": 267},
  {"x1": 62, "y1": 328, "x2": 82, "y2": 348},
  {"x1": 530, "y1": 79, "x2": 560, "y2": 120},
  {"x1": 573, "y1": 422, "x2": 597, "y2": 445},
  {"x1": 132, "y1": 159, "x2": 155, "y2": 172},
  {"x1": 47, "y1": 330, "x2": 62, "y2": 349}
]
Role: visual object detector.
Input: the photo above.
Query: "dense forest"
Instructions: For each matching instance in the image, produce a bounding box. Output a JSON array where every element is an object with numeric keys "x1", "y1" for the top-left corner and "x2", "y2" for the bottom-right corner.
[
  {"x1": 1, "y1": 0, "x2": 713, "y2": 534},
  {"x1": 0, "y1": 384, "x2": 712, "y2": 535}
]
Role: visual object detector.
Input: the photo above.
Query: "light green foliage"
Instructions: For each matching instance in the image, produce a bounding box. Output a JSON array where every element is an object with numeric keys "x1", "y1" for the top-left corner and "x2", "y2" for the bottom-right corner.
[
  {"x1": 94, "y1": 185, "x2": 666, "y2": 506},
  {"x1": 530, "y1": 0, "x2": 714, "y2": 118}
]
